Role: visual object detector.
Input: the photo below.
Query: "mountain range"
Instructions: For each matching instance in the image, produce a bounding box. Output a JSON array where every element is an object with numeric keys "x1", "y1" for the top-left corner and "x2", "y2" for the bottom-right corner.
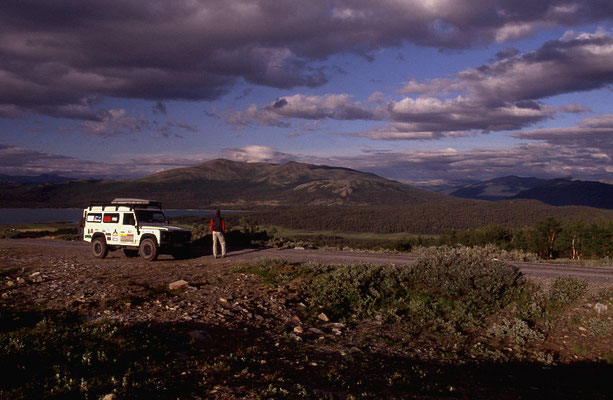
[
  {"x1": 0, "y1": 159, "x2": 451, "y2": 209},
  {"x1": 443, "y1": 175, "x2": 613, "y2": 209},
  {"x1": 0, "y1": 173, "x2": 77, "y2": 185},
  {"x1": 1, "y1": 161, "x2": 612, "y2": 210}
]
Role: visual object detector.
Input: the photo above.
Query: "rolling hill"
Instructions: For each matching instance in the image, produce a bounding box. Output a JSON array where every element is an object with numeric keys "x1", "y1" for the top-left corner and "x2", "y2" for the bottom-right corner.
[
  {"x1": 443, "y1": 176, "x2": 550, "y2": 200},
  {"x1": 445, "y1": 175, "x2": 613, "y2": 209},
  {"x1": 511, "y1": 178, "x2": 613, "y2": 209},
  {"x1": 0, "y1": 159, "x2": 453, "y2": 209}
]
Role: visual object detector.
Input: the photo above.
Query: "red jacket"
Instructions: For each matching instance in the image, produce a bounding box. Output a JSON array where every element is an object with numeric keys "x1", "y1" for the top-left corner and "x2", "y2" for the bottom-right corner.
[{"x1": 210, "y1": 216, "x2": 225, "y2": 232}]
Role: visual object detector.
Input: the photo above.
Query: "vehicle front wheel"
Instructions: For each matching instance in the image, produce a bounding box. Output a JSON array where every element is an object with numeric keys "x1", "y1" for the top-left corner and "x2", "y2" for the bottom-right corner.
[
  {"x1": 139, "y1": 238, "x2": 159, "y2": 261},
  {"x1": 123, "y1": 248, "x2": 139, "y2": 258},
  {"x1": 92, "y1": 237, "x2": 108, "y2": 258}
]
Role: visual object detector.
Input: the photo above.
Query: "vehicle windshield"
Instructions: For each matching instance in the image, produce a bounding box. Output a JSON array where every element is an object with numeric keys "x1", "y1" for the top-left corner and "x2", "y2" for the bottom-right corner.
[{"x1": 135, "y1": 210, "x2": 167, "y2": 224}]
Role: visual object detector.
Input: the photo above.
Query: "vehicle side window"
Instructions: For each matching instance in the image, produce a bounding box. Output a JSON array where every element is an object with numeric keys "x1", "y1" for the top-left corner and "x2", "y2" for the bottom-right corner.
[
  {"x1": 86, "y1": 213, "x2": 102, "y2": 223},
  {"x1": 123, "y1": 213, "x2": 135, "y2": 226},
  {"x1": 103, "y1": 213, "x2": 120, "y2": 223}
]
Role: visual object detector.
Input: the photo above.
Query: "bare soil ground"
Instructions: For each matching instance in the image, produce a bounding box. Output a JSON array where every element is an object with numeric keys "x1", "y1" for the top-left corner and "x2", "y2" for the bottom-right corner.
[{"x1": 1, "y1": 238, "x2": 612, "y2": 399}]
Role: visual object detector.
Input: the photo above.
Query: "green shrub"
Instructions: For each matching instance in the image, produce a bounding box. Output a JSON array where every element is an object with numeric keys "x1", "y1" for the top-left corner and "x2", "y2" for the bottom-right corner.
[
  {"x1": 303, "y1": 247, "x2": 524, "y2": 329},
  {"x1": 405, "y1": 246, "x2": 524, "y2": 320},
  {"x1": 305, "y1": 264, "x2": 398, "y2": 320},
  {"x1": 546, "y1": 277, "x2": 588, "y2": 313},
  {"x1": 411, "y1": 244, "x2": 538, "y2": 262},
  {"x1": 486, "y1": 318, "x2": 545, "y2": 345}
]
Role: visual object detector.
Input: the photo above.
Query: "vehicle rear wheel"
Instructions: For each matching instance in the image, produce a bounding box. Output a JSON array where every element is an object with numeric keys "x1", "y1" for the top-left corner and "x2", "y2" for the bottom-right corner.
[
  {"x1": 139, "y1": 238, "x2": 159, "y2": 261},
  {"x1": 92, "y1": 237, "x2": 108, "y2": 258},
  {"x1": 123, "y1": 248, "x2": 139, "y2": 258}
]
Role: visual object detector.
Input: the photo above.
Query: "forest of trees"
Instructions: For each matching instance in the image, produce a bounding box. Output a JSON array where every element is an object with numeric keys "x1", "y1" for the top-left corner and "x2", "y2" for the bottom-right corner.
[
  {"x1": 434, "y1": 217, "x2": 613, "y2": 260},
  {"x1": 178, "y1": 206, "x2": 613, "y2": 260}
]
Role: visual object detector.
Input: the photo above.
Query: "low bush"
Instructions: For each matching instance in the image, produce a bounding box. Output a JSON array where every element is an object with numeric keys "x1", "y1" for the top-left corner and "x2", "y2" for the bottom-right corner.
[
  {"x1": 405, "y1": 246, "x2": 524, "y2": 321},
  {"x1": 486, "y1": 318, "x2": 545, "y2": 345},
  {"x1": 303, "y1": 246, "x2": 525, "y2": 329},
  {"x1": 305, "y1": 264, "x2": 398, "y2": 320}
]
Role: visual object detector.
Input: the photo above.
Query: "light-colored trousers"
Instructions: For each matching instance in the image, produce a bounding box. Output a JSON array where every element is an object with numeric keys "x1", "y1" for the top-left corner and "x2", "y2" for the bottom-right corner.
[{"x1": 212, "y1": 231, "x2": 226, "y2": 257}]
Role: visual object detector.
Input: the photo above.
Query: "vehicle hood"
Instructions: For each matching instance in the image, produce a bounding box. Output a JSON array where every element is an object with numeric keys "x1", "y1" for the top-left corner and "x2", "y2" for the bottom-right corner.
[{"x1": 140, "y1": 223, "x2": 190, "y2": 232}]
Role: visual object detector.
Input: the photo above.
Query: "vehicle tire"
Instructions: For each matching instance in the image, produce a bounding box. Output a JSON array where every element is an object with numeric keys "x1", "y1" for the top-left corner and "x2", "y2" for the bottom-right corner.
[
  {"x1": 92, "y1": 237, "x2": 108, "y2": 259},
  {"x1": 139, "y1": 238, "x2": 159, "y2": 261},
  {"x1": 123, "y1": 248, "x2": 139, "y2": 258}
]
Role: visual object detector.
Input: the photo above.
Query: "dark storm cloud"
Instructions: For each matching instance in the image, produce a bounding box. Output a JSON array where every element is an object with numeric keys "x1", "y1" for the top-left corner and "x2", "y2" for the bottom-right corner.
[
  {"x1": 224, "y1": 29, "x2": 611, "y2": 139},
  {"x1": 401, "y1": 30, "x2": 613, "y2": 104},
  {"x1": 2, "y1": 0, "x2": 613, "y2": 121}
]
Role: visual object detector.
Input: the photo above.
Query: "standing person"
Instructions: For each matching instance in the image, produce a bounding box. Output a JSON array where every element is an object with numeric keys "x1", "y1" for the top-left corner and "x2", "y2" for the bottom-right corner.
[{"x1": 210, "y1": 209, "x2": 226, "y2": 258}]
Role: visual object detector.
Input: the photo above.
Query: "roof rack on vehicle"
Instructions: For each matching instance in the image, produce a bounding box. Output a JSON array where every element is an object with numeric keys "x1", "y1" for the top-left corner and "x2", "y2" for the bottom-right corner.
[
  {"x1": 87, "y1": 198, "x2": 162, "y2": 211},
  {"x1": 111, "y1": 198, "x2": 161, "y2": 207}
]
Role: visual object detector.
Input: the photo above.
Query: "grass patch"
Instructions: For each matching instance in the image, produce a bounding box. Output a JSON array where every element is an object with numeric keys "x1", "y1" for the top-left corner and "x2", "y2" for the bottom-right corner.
[
  {"x1": 234, "y1": 259, "x2": 319, "y2": 286},
  {"x1": 0, "y1": 222, "x2": 79, "y2": 240}
]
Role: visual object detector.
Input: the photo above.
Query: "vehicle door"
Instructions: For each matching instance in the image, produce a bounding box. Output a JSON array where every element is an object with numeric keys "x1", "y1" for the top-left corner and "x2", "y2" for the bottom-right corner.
[{"x1": 120, "y1": 213, "x2": 137, "y2": 244}]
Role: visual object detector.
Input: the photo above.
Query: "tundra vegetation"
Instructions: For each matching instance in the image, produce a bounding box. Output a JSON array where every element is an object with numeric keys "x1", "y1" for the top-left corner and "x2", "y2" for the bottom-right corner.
[{"x1": 1, "y1": 245, "x2": 611, "y2": 399}]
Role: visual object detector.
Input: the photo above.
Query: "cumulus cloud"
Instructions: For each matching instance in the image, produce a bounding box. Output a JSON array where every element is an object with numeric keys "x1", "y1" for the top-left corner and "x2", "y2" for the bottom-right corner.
[
  {"x1": 221, "y1": 145, "x2": 298, "y2": 163},
  {"x1": 335, "y1": 143, "x2": 613, "y2": 184},
  {"x1": 513, "y1": 114, "x2": 613, "y2": 153},
  {"x1": 216, "y1": 142, "x2": 613, "y2": 183},
  {"x1": 219, "y1": 94, "x2": 384, "y2": 128},
  {"x1": 0, "y1": 143, "x2": 205, "y2": 178},
  {"x1": 0, "y1": 143, "x2": 119, "y2": 177},
  {"x1": 401, "y1": 29, "x2": 613, "y2": 104},
  {"x1": 2, "y1": 139, "x2": 611, "y2": 184},
  {"x1": 221, "y1": 29, "x2": 613, "y2": 139},
  {"x1": 2, "y1": 1, "x2": 612, "y2": 122}
]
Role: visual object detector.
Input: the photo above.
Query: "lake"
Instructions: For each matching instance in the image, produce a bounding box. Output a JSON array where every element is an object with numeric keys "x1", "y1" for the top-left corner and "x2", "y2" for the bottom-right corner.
[{"x1": 0, "y1": 209, "x2": 223, "y2": 225}]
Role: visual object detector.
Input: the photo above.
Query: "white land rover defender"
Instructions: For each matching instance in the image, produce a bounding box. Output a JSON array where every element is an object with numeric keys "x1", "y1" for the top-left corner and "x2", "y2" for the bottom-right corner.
[{"x1": 82, "y1": 198, "x2": 191, "y2": 261}]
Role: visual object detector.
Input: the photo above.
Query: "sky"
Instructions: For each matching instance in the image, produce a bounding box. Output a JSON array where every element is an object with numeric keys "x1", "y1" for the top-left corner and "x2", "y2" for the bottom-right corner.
[{"x1": 1, "y1": 0, "x2": 613, "y2": 188}]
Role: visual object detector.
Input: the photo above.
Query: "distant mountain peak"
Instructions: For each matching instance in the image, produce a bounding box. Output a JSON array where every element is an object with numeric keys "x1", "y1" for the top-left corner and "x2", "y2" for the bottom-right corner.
[{"x1": 0, "y1": 159, "x2": 453, "y2": 208}]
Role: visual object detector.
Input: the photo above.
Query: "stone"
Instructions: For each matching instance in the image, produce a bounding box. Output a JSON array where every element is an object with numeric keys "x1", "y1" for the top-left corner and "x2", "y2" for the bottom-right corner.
[
  {"x1": 293, "y1": 326, "x2": 304, "y2": 334},
  {"x1": 101, "y1": 394, "x2": 118, "y2": 400},
  {"x1": 168, "y1": 280, "x2": 189, "y2": 290},
  {"x1": 594, "y1": 303, "x2": 608, "y2": 314},
  {"x1": 308, "y1": 327, "x2": 324, "y2": 335},
  {"x1": 288, "y1": 333, "x2": 302, "y2": 341},
  {"x1": 318, "y1": 312, "x2": 329, "y2": 322},
  {"x1": 189, "y1": 330, "x2": 213, "y2": 343}
]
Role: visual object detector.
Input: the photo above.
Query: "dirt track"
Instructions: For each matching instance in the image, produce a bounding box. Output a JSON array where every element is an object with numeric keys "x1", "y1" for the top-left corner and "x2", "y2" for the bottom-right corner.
[{"x1": 2, "y1": 238, "x2": 612, "y2": 283}]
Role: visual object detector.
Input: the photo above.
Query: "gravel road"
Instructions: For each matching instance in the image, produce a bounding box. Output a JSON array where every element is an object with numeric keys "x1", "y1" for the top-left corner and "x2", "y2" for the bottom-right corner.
[{"x1": 2, "y1": 238, "x2": 611, "y2": 283}]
